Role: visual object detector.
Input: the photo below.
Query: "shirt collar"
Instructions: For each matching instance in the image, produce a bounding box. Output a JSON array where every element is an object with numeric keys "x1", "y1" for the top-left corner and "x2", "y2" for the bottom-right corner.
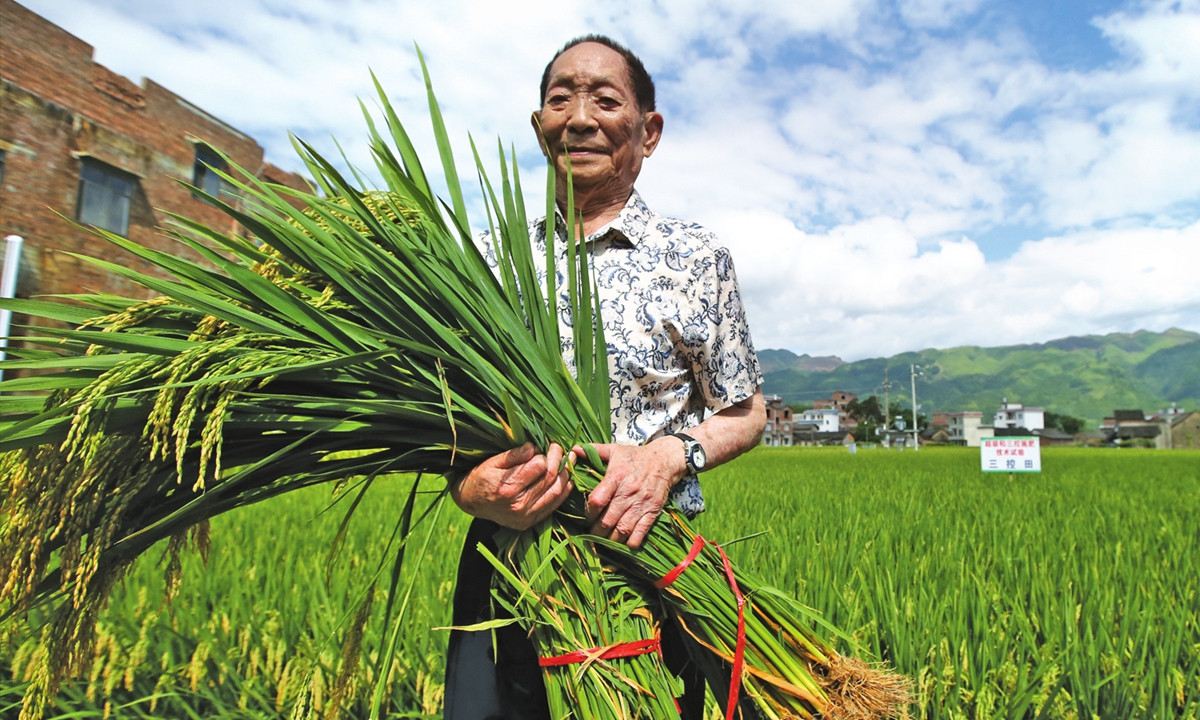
[{"x1": 544, "y1": 189, "x2": 652, "y2": 248}]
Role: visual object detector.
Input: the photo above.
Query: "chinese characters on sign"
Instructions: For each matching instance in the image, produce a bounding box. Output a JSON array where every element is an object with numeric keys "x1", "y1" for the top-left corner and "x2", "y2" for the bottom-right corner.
[{"x1": 980, "y1": 437, "x2": 1042, "y2": 473}]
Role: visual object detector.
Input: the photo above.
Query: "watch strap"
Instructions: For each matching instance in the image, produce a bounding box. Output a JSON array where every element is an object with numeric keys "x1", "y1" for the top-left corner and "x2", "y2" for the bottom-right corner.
[{"x1": 669, "y1": 432, "x2": 704, "y2": 474}]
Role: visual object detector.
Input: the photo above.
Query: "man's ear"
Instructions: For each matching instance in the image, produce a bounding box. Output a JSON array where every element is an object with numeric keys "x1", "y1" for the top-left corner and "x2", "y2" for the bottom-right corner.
[
  {"x1": 641, "y1": 111, "x2": 664, "y2": 158},
  {"x1": 531, "y1": 111, "x2": 550, "y2": 157}
]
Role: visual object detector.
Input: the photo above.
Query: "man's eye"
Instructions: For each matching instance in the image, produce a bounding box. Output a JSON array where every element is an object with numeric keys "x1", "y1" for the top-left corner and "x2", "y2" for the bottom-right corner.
[
  {"x1": 596, "y1": 96, "x2": 621, "y2": 109},
  {"x1": 546, "y1": 93, "x2": 569, "y2": 107}
]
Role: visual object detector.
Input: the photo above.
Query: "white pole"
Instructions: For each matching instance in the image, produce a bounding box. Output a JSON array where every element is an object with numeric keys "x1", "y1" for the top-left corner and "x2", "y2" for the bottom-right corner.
[
  {"x1": 911, "y1": 363, "x2": 920, "y2": 452},
  {"x1": 882, "y1": 366, "x2": 891, "y2": 447},
  {"x1": 0, "y1": 235, "x2": 24, "y2": 386}
]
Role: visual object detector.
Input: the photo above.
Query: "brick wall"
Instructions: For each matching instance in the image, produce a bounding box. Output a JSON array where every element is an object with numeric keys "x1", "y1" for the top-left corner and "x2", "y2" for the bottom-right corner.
[{"x1": 1, "y1": 0, "x2": 310, "y2": 341}]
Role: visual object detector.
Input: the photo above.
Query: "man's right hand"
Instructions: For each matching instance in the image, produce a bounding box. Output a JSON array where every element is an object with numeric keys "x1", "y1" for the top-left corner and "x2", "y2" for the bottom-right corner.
[{"x1": 449, "y1": 442, "x2": 575, "y2": 530}]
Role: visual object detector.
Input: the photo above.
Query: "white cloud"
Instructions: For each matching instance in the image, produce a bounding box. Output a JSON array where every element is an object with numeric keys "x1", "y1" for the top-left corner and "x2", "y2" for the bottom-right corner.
[
  {"x1": 705, "y1": 211, "x2": 991, "y2": 357},
  {"x1": 896, "y1": 0, "x2": 985, "y2": 29},
  {"x1": 1037, "y1": 99, "x2": 1200, "y2": 226},
  {"x1": 748, "y1": 0, "x2": 876, "y2": 37},
  {"x1": 719, "y1": 217, "x2": 1199, "y2": 360},
  {"x1": 1095, "y1": 0, "x2": 1200, "y2": 91}
]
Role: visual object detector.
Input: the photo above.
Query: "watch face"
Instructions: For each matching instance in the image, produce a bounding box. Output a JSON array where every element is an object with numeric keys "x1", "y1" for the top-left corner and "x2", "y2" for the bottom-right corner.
[{"x1": 689, "y1": 443, "x2": 707, "y2": 471}]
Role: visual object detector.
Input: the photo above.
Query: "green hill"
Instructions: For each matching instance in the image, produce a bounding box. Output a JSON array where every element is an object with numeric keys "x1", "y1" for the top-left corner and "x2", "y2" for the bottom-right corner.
[{"x1": 761, "y1": 328, "x2": 1200, "y2": 427}]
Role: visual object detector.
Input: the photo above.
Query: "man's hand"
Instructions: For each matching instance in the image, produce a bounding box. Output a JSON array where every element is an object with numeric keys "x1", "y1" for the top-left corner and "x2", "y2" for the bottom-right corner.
[
  {"x1": 450, "y1": 443, "x2": 574, "y2": 530},
  {"x1": 577, "y1": 437, "x2": 687, "y2": 549}
]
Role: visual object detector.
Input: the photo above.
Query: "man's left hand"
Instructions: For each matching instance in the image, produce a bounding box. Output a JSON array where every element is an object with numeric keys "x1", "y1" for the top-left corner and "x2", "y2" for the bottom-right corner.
[{"x1": 575, "y1": 437, "x2": 686, "y2": 549}]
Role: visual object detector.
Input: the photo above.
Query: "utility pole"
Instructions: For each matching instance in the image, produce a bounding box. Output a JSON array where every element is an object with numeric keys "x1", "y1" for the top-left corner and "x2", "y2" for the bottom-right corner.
[
  {"x1": 881, "y1": 367, "x2": 892, "y2": 447},
  {"x1": 910, "y1": 364, "x2": 922, "y2": 451}
]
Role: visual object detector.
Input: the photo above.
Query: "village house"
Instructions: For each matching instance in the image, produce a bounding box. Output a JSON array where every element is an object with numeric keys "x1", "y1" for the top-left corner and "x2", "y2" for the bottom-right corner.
[
  {"x1": 791, "y1": 408, "x2": 853, "y2": 446},
  {"x1": 812, "y1": 390, "x2": 858, "y2": 429},
  {"x1": 919, "y1": 410, "x2": 952, "y2": 444},
  {"x1": 1102, "y1": 409, "x2": 1161, "y2": 447},
  {"x1": 762, "y1": 394, "x2": 793, "y2": 446},
  {"x1": 794, "y1": 408, "x2": 840, "y2": 433},
  {"x1": 761, "y1": 396, "x2": 853, "y2": 447},
  {"x1": 1033, "y1": 428, "x2": 1076, "y2": 446},
  {"x1": 1, "y1": 0, "x2": 310, "y2": 357},
  {"x1": 947, "y1": 411, "x2": 994, "y2": 447},
  {"x1": 921, "y1": 425, "x2": 951, "y2": 444},
  {"x1": 1101, "y1": 409, "x2": 1147, "y2": 429},
  {"x1": 812, "y1": 390, "x2": 857, "y2": 413},
  {"x1": 1099, "y1": 408, "x2": 1200, "y2": 449},
  {"x1": 993, "y1": 398, "x2": 1045, "y2": 432},
  {"x1": 793, "y1": 425, "x2": 855, "y2": 447},
  {"x1": 1165, "y1": 411, "x2": 1200, "y2": 449}
]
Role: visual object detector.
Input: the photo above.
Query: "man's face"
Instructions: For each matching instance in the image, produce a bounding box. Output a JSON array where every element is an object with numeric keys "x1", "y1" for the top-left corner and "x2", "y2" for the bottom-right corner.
[{"x1": 534, "y1": 42, "x2": 662, "y2": 200}]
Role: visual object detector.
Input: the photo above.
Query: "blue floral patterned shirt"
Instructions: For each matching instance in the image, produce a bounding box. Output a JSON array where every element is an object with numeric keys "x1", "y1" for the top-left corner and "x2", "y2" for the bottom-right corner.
[{"x1": 481, "y1": 190, "x2": 762, "y2": 517}]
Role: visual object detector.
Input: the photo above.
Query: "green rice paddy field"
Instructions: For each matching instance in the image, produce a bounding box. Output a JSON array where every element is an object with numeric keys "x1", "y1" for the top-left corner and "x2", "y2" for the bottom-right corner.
[{"x1": 3, "y1": 447, "x2": 1197, "y2": 719}]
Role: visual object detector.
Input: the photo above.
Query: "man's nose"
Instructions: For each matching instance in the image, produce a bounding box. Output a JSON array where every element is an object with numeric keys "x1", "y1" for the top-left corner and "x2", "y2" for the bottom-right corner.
[{"x1": 566, "y1": 96, "x2": 598, "y2": 131}]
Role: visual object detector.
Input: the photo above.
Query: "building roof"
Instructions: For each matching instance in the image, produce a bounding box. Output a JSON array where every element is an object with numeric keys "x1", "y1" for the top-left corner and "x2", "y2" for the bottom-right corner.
[
  {"x1": 998, "y1": 398, "x2": 1043, "y2": 408},
  {"x1": 1113, "y1": 409, "x2": 1146, "y2": 422},
  {"x1": 790, "y1": 428, "x2": 853, "y2": 444},
  {"x1": 1109, "y1": 425, "x2": 1160, "y2": 440},
  {"x1": 1169, "y1": 410, "x2": 1197, "y2": 427},
  {"x1": 814, "y1": 431, "x2": 851, "y2": 439},
  {"x1": 1034, "y1": 428, "x2": 1074, "y2": 441}
]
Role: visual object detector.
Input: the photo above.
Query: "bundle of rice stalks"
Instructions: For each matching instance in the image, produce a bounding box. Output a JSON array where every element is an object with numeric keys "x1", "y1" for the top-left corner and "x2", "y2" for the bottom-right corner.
[{"x1": 0, "y1": 58, "x2": 908, "y2": 719}]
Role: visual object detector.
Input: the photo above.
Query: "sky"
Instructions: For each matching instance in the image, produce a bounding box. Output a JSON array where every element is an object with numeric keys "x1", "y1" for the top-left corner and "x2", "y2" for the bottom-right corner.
[{"x1": 18, "y1": 0, "x2": 1200, "y2": 361}]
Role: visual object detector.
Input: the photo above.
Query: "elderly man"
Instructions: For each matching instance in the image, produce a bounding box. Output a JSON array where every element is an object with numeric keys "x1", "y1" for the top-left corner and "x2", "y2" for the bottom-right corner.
[{"x1": 444, "y1": 35, "x2": 766, "y2": 719}]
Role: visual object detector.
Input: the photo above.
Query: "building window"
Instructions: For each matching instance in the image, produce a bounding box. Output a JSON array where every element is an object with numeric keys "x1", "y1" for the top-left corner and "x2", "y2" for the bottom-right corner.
[
  {"x1": 78, "y1": 158, "x2": 136, "y2": 236},
  {"x1": 193, "y1": 144, "x2": 233, "y2": 200},
  {"x1": 0, "y1": 149, "x2": 6, "y2": 187}
]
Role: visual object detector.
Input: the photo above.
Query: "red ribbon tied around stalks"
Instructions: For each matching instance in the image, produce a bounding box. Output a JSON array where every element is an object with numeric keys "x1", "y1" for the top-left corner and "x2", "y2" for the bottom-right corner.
[
  {"x1": 656, "y1": 533, "x2": 748, "y2": 720},
  {"x1": 654, "y1": 534, "x2": 706, "y2": 590},
  {"x1": 538, "y1": 636, "x2": 661, "y2": 667}
]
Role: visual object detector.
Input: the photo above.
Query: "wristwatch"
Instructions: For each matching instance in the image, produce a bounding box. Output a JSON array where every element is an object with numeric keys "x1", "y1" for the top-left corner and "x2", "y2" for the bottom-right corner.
[{"x1": 670, "y1": 432, "x2": 707, "y2": 475}]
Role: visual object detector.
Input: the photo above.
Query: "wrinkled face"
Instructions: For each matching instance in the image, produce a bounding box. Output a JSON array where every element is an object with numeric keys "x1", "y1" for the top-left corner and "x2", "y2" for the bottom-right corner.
[{"x1": 534, "y1": 42, "x2": 662, "y2": 200}]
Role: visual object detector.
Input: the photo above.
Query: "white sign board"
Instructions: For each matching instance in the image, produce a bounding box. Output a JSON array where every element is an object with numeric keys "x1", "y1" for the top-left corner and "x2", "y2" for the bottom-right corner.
[{"x1": 981, "y1": 437, "x2": 1041, "y2": 473}]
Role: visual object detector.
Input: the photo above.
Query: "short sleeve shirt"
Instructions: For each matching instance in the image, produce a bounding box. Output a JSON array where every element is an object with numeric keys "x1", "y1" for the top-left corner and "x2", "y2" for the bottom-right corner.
[{"x1": 480, "y1": 190, "x2": 762, "y2": 516}]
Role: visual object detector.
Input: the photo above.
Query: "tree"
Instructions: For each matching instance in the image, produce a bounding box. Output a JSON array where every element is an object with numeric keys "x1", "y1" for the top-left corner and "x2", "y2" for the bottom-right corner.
[
  {"x1": 846, "y1": 396, "x2": 884, "y2": 425},
  {"x1": 887, "y1": 401, "x2": 928, "y2": 431},
  {"x1": 846, "y1": 396, "x2": 884, "y2": 439},
  {"x1": 1045, "y1": 410, "x2": 1085, "y2": 435}
]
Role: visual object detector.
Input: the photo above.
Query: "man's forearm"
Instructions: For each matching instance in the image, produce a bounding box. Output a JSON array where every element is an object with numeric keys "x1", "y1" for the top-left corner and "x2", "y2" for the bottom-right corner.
[
  {"x1": 679, "y1": 387, "x2": 766, "y2": 473},
  {"x1": 582, "y1": 387, "x2": 765, "y2": 547}
]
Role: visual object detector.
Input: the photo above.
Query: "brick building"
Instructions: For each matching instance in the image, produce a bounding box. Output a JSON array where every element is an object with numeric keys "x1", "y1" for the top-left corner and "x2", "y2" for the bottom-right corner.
[
  {"x1": 1, "y1": 0, "x2": 309, "y2": 346},
  {"x1": 763, "y1": 394, "x2": 793, "y2": 446},
  {"x1": 812, "y1": 390, "x2": 857, "y2": 413}
]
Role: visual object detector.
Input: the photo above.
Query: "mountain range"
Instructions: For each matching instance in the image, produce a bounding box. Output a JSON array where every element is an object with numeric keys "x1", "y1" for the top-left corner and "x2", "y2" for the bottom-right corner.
[{"x1": 759, "y1": 328, "x2": 1200, "y2": 427}]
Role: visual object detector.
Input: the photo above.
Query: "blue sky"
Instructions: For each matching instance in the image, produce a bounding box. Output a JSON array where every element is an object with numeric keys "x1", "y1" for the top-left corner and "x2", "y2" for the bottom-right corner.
[{"x1": 19, "y1": 0, "x2": 1200, "y2": 360}]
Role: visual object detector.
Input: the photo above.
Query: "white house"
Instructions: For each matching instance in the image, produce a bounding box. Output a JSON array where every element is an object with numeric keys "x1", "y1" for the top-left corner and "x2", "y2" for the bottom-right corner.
[
  {"x1": 993, "y1": 398, "x2": 1045, "y2": 432},
  {"x1": 795, "y1": 409, "x2": 840, "y2": 433},
  {"x1": 948, "y1": 412, "x2": 995, "y2": 447}
]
